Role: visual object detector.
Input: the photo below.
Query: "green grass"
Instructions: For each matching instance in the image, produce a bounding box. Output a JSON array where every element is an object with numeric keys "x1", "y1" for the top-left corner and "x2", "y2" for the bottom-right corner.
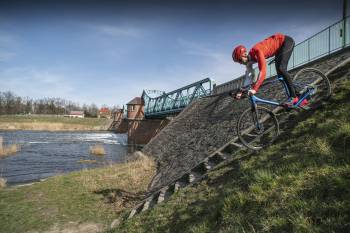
[
  {"x1": 113, "y1": 77, "x2": 350, "y2": 233},
  {"x1": 0, "y1": 155, "x2": 155, "y2": 233}
]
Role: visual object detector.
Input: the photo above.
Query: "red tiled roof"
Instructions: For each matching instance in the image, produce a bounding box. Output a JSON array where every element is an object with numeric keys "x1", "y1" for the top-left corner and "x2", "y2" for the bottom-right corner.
[{"x1": 99, "y1": 107, "x2": 110, "y2": 113}]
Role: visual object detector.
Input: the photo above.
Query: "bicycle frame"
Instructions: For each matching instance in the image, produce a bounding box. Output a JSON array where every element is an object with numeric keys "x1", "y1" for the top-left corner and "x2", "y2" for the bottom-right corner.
[
  {"x1": 248, "y1": 75, "x2": 314, "y2": 130},
  {"x1": 238, "y1": 67, "x2": 329, "y2": 150},
  {"x1": 249, "y1": 76, "x2": 314, "y2": 110}
]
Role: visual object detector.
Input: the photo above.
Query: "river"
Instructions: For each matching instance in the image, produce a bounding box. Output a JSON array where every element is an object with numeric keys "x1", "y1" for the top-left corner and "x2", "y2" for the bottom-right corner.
[{"x1": 0, "y1": 131, "x2": 133, "y2": 185}]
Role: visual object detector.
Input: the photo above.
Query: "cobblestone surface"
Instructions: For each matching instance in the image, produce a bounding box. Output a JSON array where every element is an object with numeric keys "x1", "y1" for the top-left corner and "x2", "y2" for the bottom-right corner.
[{"x1": 143, "y1": 48, "x2": 350, "y2": 191}]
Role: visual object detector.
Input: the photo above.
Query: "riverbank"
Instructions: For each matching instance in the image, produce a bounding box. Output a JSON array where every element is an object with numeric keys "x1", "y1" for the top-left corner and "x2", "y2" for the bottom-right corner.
[
  {"x1": 112, "y1": 76, "x2": 350, "y2": 232},
  {"x1": 0, "y1": 115, "x2": 112, "y2": 131},
  {"x1": 0, "y1": 153, "x2": 155, "y2": 233}
]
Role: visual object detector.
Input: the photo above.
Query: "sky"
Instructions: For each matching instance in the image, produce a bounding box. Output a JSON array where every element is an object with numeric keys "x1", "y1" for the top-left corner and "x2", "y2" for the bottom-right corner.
[{"x1": 0, "y1": 0, "x2": 346, "y2": 107}]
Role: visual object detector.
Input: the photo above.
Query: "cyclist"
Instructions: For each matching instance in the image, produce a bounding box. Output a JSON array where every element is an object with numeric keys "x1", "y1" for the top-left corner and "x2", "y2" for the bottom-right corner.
[{"x1": 232, "y1": 33, "x2": 308, "y2": 107}]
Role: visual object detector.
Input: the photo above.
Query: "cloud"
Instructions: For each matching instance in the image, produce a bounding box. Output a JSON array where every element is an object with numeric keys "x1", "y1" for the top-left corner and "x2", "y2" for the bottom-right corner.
[
  {"x1": 177, "y1": 38, "x2": 245, "y2": 84},
  {"x1": 88, "y1": 24, "x2": 143, "y2": 38},
  {"x1": 0, "y1": 67, "x2": 74, "y2": 99},
  {"x1": 0, "y1": 31, "x2": 17, "y2": 61},
  {"x1": 0, "y1": 51, "x2": 15, "y2": 61},
  {"x1": 0, "y1": 32, "x2": 14, "y2": 45},
  {"x1": 286, "y1": 18, "x2": 338, "y2": 43}
]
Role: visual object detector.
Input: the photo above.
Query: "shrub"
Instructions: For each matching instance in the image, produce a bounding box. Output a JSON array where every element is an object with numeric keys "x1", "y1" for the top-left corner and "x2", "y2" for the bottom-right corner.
[
  {"x1": 0, "y1": 177, "x2": 6, "y2": 189},
  {"x1": 0, "y1": 136, "x2": 20, "y2": 158},
  {"x1": 89, "y1": 144, "x2": 106, "y2": 156}
]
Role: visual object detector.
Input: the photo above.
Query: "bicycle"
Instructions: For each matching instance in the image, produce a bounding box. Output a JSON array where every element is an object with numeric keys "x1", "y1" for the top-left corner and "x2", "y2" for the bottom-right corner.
[{"x1": 236, "y1": 67, "x2": 332, "y2": 151}]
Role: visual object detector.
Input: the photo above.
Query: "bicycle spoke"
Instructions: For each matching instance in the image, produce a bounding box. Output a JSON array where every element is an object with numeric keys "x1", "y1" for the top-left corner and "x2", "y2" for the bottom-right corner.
[
  {"x1": 237, "y1": 106, "x2": 279, "y2": 150},
  {"x1": 293, "y1": 68, "x2": 331, "y2": 107}
]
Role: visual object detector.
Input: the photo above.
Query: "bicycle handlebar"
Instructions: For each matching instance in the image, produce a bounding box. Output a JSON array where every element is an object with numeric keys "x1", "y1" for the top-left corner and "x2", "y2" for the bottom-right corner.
[{"x1": 231, "y1": 87, "x2": 250, "y2": 99}]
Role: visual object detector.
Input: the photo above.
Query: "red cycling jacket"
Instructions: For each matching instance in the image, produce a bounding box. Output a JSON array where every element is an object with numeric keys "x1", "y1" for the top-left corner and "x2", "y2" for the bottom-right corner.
[{"x1": 249, "y1": 33, "x2": 286, "y2": 92}]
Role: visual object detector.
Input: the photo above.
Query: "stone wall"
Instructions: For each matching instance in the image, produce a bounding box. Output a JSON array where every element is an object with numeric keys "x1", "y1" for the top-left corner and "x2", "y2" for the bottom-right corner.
[
  {"x1": 115, "y1": 119, "x2": 128, "y2": 133},
  {"x1": 128, "y1": 119, "x2": 170, "y2": 145},
  {"x1": 143, "y1": 47, "x2": 350, "y2": 192}
]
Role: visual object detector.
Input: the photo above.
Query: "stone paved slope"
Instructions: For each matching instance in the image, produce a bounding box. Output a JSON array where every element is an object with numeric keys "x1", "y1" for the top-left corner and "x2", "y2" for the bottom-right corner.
[{"x1": 142, "y1": 48, "x2": 350, "y2": 192}]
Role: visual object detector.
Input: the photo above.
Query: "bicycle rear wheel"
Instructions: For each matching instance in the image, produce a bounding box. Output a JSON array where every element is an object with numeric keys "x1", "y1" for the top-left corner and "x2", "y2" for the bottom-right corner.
[
  {"x1": 292, "y1": 68, "x2": 331, "y2": 107},
  {"x1": 237, "y1": 106, "x2": 279, "y2": 150}
]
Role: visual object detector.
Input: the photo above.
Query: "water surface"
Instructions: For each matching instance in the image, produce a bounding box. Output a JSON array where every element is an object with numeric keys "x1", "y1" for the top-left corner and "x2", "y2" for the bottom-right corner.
[{"x1": 0, "y1": 131, "x2": 129, "y2": 185}]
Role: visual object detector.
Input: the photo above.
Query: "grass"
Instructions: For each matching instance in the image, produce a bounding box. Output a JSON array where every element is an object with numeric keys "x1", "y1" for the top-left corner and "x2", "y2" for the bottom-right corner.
[
  {"x1": 0, "y1": 136, "x2": 21, "y2": 158},
  {"x1": 78, "y1": 159, "x2": 98, "y2": 164},
  {"x1": 112, "y1": 77, "x2": 350, "y2": 233},
  {"x1": 0, "y1": 115, "x2": 110, "y2": 131},
  {"x1": 90, "y1": 144, "x2": 106, "y2": 156},
  {"x1": 0, "y1": 154, "x2": 155, "y2": 233},
  {"x1": 0, "y1": 178, "x2": 6, "y2": 189}
]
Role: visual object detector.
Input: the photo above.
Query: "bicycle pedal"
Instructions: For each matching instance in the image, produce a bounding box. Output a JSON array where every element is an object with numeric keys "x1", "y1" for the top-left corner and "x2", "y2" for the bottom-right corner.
[{"x1": 300, "y1": 105, "x2": 311, "y2": 110}]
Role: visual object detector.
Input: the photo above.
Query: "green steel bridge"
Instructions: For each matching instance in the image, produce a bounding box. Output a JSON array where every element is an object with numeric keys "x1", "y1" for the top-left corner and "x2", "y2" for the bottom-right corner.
[
  {"x1": 142, "y1": 15, "x2": 350, "y2": 118},
  {"x1": 142, "y1": 78, "x2": 215, "y2": 118}
]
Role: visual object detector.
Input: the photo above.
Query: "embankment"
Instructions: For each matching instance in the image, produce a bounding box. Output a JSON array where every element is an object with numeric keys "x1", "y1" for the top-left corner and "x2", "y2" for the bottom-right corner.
[
  {"x1": 0, "y1": 116, "x2": 112, "y2": 131},
  {"x1": 0, "y1": 154, "x2": 155, "y2": 233},
  {"x1": 142, "y1": 48, "x2": 350, "y2": 192},
  {"x1": 114, "y1": 64, "x2": 350, "y2": 233}
]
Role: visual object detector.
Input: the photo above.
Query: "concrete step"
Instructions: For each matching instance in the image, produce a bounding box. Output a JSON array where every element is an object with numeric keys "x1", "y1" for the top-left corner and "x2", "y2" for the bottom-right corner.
[
  {"x1": 191, "y1": 161, "x2": 209, "y2": 175},
  {"x1": 230, "y1": 142, "x2": 244, "y2": 149},
  {"x1": 157, "y1": 186, "x2": 169, "y2": 204},
  {"x1": 221, "y1": 142, "x2": 242, "y2": 154},
  {"x1": 187, "y1": 171, "x2": 202, "y2": 183},
  {"x1": 177, "y1": 173, "x2": 192, "y2": 185},
  {"x1": 141, "y1": 200, "x2": 150, "y2": 212},
  {"x1": 208, "y1": 152, "x2": 227, "y2": 165},
  {"x1": 141, "y1": 196, "x2": 154, "y2": 212},
  {"x1": 128, "y1": 203, "x2": 144, "y2": 219},
  {"x1": 170, "y1": 181, "x2": 183, "y2": 193},
  {"x1": 203, "y1": 160, "x2": 212, "y2": 171}
]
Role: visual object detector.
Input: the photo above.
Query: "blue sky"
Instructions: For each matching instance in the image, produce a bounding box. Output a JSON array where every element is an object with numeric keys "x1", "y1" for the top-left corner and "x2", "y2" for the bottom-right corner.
[{"x1": 0, "y1": 0, "x2": 345, "y2": 107}]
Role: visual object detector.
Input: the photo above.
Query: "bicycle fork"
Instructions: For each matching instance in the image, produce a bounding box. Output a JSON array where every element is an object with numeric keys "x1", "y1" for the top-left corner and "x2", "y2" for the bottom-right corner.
[{"x1": 249, "y1": 96, "x2": 263, "y2": 132}]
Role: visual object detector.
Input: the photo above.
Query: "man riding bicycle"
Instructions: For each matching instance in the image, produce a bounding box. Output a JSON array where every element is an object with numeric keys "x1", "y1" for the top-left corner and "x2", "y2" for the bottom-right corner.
[{"x1": 232, "y1": 33, "x2": 308, "y2": 107}]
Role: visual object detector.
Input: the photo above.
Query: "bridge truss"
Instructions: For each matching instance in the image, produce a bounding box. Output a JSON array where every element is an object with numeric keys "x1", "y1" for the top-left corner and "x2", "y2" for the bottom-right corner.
[{"x1": 142, "y1": 78, "x2": 214, "y2": 118}]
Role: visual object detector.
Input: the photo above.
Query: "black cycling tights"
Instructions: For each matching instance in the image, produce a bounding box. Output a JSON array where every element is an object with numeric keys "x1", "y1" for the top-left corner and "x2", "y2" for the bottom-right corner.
[{"x1": 275, "y1": 35, "x2": 296, "y2": 98}]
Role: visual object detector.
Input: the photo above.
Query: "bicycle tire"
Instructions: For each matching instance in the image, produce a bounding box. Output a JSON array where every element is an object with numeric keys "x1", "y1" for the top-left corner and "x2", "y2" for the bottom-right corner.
[
  {"x1": 237, "y1": 106, "x2": 279, "y2": 151},
  {"x1": 292, "y1": 68, "x2": 332, "y2": 106}
]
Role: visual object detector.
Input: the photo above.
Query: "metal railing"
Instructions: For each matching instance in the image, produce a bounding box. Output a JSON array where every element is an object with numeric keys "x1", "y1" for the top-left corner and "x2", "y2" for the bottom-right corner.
[
  {"x1": 142, "y1": 78, "x2": 214, "y2": 118},
  {"x1": 214, "y1": 15, "x2": 350, "y2": 94},
  {"x1": 267, "y1": 15, "x2": 350, "y2": 77},
  {"x1": 140, "y1": 16, "x2": 350, "y2": 116}
]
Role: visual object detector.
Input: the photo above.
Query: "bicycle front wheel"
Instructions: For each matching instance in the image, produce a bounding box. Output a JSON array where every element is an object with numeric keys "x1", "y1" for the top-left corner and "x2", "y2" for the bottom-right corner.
[
  {"x1": 293, "y1": 68, "x2": 332, "y2": 107},
  {"x1": 237, "y1": 106, "x2": 279, "y2": 151}
]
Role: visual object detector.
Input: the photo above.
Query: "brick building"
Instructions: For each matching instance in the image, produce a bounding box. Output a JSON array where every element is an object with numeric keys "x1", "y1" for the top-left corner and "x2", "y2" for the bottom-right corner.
[
  {"x1": 98, "y1": 107, "x2": 112, "y2": 119},
  {"x1": 126, "y1": 97, "x2": 144, "y2": 119},
  {"x1": 112, "y1": 108, "x2": 124, "y2": 121}
]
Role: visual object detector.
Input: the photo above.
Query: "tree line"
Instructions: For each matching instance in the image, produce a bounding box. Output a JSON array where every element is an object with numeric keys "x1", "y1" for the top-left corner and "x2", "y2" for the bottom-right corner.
[{"x1": 0, "y1": 91, "x2": 120, "y2": 117}]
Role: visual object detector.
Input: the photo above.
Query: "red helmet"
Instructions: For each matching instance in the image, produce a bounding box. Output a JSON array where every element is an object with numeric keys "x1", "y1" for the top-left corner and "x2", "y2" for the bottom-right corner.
[{"x1": 232, "y1": 45, "x2": 247, "y2": 62}]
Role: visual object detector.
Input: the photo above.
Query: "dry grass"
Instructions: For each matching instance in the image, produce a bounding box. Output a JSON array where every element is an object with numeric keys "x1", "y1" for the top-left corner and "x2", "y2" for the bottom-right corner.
[
  {"x1": 89, "y1": 144, "x2": 106, "y2": 156},
  {"x1": 0, "y1": 136, "x2": 21, "y2": 158},
  {"x1": 0, "y1": 116, "x2": 109, "y2": 131},
  {"x1": 0, "y1": 122, "x2": 104, "y2": 131},
  {"x1": 80, "y1": 152, "x2": 155, "y2": 191},
  {"x1": 77, "y1": 159, "x2": 98, "y2": 164},
  {"x1": 76, "y1": 152, "x2": 156, "y2": 212},
  {"x1": 0, "y1": 177, "x2": 6, "y2": 189}
]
